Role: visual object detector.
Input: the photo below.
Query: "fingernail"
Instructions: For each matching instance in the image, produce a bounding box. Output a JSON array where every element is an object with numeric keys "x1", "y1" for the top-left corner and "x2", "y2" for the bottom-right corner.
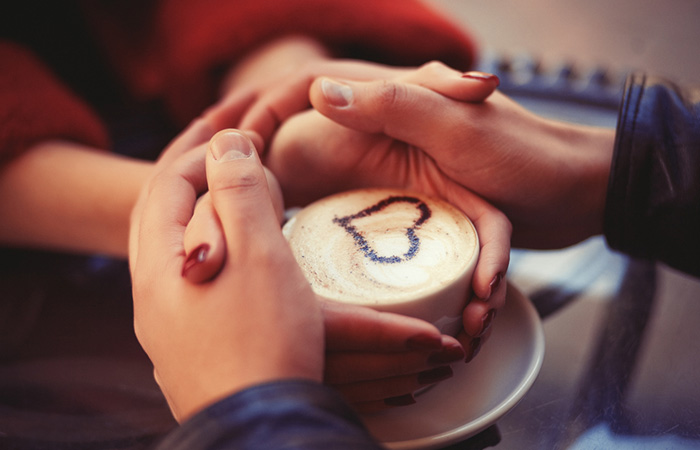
[
  {"x1": 321, "y1": 78, "x2": 353, "y2": 108},
  {"x1": 477, "y1": 309, "x2": 497, "y2": 337},
  {"x1": 490, "y1": 272, "x2": 504, "y2": 291},
  {"x1": 481, "y1": 272, "x2": 504, "y2": 301},
  {"x1": 406, "y1": 333, "x2": 443, "y2": 351},
  {"x1": 182, "y1": 244, "x2": 209, "y2": 278},
  {"x1": 465, "y1": 337, "x2": 483, "y2": 363},
  {"x1": 427, "y1": 342, "x2": 465, "y2": 365},
  {"x1": 462, "y1": 71, "x2": 500, "y2": 86},
  {"x1": 384, "y1": 394, "x2": 416, "y2": 407},
  {"x1": 418, "y1": 366, "x2": 453, "y2": 386},
  {"x1": 210, "y1": 130, "x2": 254, "y2": 161}
]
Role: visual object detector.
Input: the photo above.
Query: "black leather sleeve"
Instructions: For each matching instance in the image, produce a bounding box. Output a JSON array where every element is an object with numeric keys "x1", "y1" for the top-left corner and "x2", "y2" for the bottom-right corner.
[
  {"x1": 604, "y1": 73, "x2": 700, "y2": 277},
  {"x1": 154, "y1": 380, "x2": 382, "y2": 450}
]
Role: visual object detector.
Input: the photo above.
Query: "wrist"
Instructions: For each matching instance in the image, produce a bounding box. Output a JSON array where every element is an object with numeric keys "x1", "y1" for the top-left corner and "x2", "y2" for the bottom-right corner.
[
  {"x1": 0, "y1": 141, "x2": 153, "y2": 257},
  {"x1": 563, "y1": 124, "x2": 615, "y2": 239}
]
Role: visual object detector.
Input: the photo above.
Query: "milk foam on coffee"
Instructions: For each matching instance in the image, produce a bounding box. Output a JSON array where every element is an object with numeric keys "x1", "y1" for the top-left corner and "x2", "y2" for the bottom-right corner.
[{"x1": 283, "y1": 189, "x2": 478, "y2": 307}]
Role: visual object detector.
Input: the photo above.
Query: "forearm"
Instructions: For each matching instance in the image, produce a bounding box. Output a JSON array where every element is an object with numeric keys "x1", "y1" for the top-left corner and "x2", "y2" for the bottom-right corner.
[
  {"x1": 552, "y1": 120, "x2": 615, "y2": 243},
  {"x1": 0, "y1": 140, "x2": 152, "y2": 257}
]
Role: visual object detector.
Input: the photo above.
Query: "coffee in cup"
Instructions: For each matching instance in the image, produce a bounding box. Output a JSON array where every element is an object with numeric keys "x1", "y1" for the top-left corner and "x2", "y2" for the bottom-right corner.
[{"x1": 282, "y1": 188, "x2": 479, "y2": 335}]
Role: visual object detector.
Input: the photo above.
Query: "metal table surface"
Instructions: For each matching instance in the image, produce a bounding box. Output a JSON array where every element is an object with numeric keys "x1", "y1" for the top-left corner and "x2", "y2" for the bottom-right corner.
[{"x1": 476, "y1": 242, "x2": 700, "y2": 450}]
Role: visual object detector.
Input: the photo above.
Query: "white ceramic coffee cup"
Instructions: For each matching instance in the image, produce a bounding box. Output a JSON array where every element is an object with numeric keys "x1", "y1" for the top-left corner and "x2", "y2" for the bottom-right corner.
[{"x1": 283, "y1": 188, "x2": 479, "y2": 335}]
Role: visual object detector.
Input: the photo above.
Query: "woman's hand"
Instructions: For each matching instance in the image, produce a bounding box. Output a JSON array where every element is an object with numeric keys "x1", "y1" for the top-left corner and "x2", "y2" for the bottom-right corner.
[
  {"x1": 320, "y1": 301, "x2": 465, "y2": 413},
  {"x1": 129, "y1": 127, "x2": 325, "y2": 422}
]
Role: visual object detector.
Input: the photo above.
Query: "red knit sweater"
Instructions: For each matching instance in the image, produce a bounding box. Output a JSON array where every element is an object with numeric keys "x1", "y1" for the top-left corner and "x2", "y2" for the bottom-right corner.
[{"x1": 0, "y1": 0, "x2": 476, "y2": 164}]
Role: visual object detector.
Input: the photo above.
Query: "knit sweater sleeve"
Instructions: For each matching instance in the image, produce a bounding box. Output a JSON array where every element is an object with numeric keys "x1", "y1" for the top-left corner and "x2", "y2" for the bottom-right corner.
[
  {"x1": 89, "y1": 0, "x2": 477, "y2": 124},
  {"x1": 0, "y1": 41, "x2": 108, "y2": 166}
]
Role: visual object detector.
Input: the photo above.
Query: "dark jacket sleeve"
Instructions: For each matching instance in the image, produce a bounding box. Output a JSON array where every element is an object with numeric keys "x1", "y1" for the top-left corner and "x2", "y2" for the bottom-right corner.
[
  {"x1": 604, "y1": 72, "x2": 700, "y2": 277},
  {"x1": 153, "y1": 380, "x2": 383, "y2": 450}
]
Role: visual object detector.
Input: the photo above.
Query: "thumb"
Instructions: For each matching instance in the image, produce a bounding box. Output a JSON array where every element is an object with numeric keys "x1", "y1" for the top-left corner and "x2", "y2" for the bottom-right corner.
[
  {"x1": 309, "y1": 77, "x2": 474, "y2": 152},
  {"x1": 206, "y1": 130, "x2": 283, "y2": 259}
]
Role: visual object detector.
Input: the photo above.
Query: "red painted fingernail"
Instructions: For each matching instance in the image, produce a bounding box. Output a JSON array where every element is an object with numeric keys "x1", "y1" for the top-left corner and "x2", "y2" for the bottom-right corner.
[
  {"x1": 418, "y1": 366, "x2": 453, "y2": 386},
  {"x1": 478, "y1": 309, "x2": 497, "y2": 337},
  {"x1": 462, "y1": 71, "x2": 500, "y2": 86},
  {"x1": 182, "y1": 244, "x2": 210, "y2": 278},
  {"x1": 427, "y1": 342, "x2": 465, "y2": 365},
  {"x1": 384, "y1": 394, "x2": 416, "y2": 407},
  {"x1": 490, "y1": 272, "x2": 504, "y2": 291},
  {"x1": 465, "y1": 337, "x2": 483, "y2": 363},
  {"x1": 481, "y1": 272, "x2": 504, "y2": 301},
  {"x1": 407, "y1": 333, "x2": 443, "y2": 351}
]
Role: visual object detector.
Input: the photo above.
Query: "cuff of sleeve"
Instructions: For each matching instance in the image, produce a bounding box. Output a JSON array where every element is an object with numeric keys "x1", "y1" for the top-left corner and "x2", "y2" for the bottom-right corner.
[
  {"x1": 604, "y1": 72, "x2": 700, "y2": 275},
  {"x1": 154, "y1": 380, "x2": 380, "y2": 450},
  {"x1": 604, "y1": 72, "x2": 645, "y2": 254}
]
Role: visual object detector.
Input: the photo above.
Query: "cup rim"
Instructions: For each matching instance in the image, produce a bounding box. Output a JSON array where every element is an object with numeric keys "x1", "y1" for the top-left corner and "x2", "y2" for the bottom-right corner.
[{"x1": 283, "y1": 188, "x2": 480, "y2": 307}]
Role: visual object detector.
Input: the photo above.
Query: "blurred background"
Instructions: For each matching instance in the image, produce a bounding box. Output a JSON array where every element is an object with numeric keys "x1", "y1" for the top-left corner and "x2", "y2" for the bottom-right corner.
[{"x1": 429, "y1": 0, "x2": 700, "y2": 85}]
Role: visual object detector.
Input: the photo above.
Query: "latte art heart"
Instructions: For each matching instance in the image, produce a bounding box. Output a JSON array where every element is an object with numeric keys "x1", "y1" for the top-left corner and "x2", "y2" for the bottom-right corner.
[
  {"x1": 283, "y1": 189, "x2": 478, "y2": 309},
  {"x1": 332, "y1": 195, "x2": 431, "y2": 264}
]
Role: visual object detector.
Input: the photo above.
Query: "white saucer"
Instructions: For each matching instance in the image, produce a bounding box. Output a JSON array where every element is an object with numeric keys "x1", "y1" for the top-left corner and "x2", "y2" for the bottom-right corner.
[{"x1": 361, "y1": 283, "x2": 545, "y2": 449}]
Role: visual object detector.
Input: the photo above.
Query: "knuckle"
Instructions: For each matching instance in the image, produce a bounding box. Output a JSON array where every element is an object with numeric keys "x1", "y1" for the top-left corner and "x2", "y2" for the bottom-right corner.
[
  {"x1": 375, "y1": 80, "x2": 410, "y2": 113},
  {"x1": 146, "y1": 168, "x2": 168, "y2": 194},
  {"x1": 228, "y1": 237, "x2": 280, "y2": 275},
  {"x1": 210, "y1": 164, "x2": 264, "y2": 194},
  {"x1": 420, "y1": 60, "x2": 448, "y2": 75}
]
